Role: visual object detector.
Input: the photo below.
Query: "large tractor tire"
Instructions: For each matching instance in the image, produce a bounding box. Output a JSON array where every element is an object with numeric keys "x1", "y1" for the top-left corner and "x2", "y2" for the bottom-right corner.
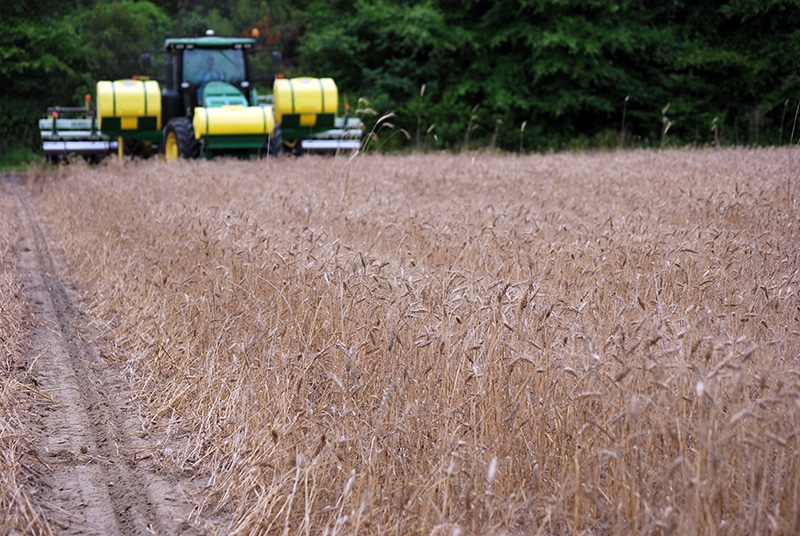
[{"x1": 163, "y1": 117, "x2": 200, "y2": 161}]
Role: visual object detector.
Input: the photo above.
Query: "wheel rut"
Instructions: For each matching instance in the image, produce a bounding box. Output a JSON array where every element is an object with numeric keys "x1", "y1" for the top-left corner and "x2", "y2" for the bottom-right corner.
[{"x1": 4, "y1": 174, "x2": 203, "y2": 535}]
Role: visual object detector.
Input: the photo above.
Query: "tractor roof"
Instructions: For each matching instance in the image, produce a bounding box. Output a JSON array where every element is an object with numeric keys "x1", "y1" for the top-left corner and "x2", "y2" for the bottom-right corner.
[{"x1": 164, "y1": 36, "x2": 255, "y2": 51}]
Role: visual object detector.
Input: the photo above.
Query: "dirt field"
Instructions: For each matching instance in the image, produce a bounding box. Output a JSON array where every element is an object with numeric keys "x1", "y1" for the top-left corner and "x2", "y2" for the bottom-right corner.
[{"x1": 3, "y1": 149, "x2": 799, "y2": 534}]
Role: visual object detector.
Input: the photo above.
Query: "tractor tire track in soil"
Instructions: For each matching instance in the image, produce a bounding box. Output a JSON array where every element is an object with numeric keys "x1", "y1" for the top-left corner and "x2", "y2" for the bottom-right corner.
[{"x1": 4, "y1": 174, "x2": 203, "y2": 535}]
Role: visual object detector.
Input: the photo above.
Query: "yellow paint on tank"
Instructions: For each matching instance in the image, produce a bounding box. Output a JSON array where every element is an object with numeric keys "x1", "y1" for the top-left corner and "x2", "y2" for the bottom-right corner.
[
  {"x1": 192, "y1": 105, "x2": 275, "y2": 138},
  {"x1": 273, "y1": 77, "x2": 338, "y2": 126},
  {"x1": 96, "y1": 79, "x2": 161, "y2": 131}
]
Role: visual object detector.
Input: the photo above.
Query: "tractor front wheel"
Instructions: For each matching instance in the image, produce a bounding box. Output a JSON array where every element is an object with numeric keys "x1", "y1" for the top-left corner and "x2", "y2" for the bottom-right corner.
[{"x1": 163, "y1": 118, "x2": 199, "y2": 161}]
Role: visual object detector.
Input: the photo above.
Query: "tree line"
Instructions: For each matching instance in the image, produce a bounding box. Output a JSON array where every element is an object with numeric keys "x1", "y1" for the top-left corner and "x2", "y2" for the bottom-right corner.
[{"x1": 3, "y1": 0, "x2": 800, "y2": 156}]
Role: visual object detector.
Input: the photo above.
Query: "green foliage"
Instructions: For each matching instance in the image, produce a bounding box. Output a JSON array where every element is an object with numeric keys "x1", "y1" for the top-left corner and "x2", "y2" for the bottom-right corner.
[
  {"x1": 300, "y1": 0, "x2": 800, "y2": 151},
  {"x1": 0, "y1": 7, "x2": 90, "y2": 149},
  {"x1": 0, "y1": 139, "x2": 41, "y2": 170},
  {"x1": 70, "y1": 1, "x2": 172, "y2": 81},
  {"x1": 4, "y1": 0, "x2": 800, "y2": 154}
]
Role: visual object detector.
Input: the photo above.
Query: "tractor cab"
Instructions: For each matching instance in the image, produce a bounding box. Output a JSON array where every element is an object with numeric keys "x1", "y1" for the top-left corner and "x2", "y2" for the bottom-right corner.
[{"x1": 161, "y1": 35, "x2": 257, "y2": 125}]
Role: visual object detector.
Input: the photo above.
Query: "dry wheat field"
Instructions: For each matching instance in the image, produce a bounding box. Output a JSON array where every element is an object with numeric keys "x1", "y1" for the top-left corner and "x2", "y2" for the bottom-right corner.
[{"x1": 5, "y1": 148, "x2": 800, "y2": 534}]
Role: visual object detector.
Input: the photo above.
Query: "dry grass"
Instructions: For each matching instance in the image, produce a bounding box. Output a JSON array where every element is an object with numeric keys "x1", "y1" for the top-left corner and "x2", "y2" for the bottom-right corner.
[
  {"x1": 0, "y1": 178, "x2": 50, "y2": 535},
  {"x1": 30, "y1": 149, "x2": 800, "y2": 534}
]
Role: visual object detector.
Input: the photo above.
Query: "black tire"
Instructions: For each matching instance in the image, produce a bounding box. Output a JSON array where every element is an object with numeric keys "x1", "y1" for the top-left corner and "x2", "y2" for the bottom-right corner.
[
  {"x1": 163, "y1": 117, "x2": 200, "y2": 160},
  {"x1": 123, "y1": 138, "x2": 144, "y2": 157},
  {"x1": 284, "y1": 138, "x2": 304, "y2": 157},
  {"x1": 123, "y1": 138, "x2": 156, "y2": 159},
  {"x1": 265, "y1": 124, "x2": 283, "y2": 157}
]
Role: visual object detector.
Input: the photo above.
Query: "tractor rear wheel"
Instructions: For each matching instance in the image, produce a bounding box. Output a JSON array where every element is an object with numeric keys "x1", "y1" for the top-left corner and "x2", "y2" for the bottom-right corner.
[{"x1": 163, "y1": 118, "x2": 199, "y2": 161}]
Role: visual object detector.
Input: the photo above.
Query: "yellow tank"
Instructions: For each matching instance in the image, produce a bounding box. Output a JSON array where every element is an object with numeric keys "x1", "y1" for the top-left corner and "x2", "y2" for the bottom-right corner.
[
  {"x1": 192, "y1": 105, "x2": 275, "y2": 138},
  {"x1": 273, "y1": 77, "x2": 338, "y2": 129},
  {"x1": 96, "y1": 79, "x2": 161, "y2": 132}
]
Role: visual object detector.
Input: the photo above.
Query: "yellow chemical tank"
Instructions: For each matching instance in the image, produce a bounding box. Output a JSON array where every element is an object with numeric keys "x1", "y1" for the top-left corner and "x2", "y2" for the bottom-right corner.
[
  {"x1": 96, "y1": 79, "x2": 161, "y2": 132},
  {"x1": 192, "y1": 105, "x2": 275, "y2": 138},
  {"x1": 273, "y1": 77, "x2": 338, "y2": 129}
]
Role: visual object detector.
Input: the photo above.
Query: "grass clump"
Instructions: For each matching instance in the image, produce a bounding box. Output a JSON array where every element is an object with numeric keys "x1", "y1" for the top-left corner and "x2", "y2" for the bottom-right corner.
[{"x1": 0, "y1": 142, "x2": 41, "y2": 172}]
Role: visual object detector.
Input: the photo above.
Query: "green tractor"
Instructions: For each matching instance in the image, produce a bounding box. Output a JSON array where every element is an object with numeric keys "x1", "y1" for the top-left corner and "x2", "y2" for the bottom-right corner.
[{"x1": 43, "y1": 31, "x2": 362, "y2": 161}]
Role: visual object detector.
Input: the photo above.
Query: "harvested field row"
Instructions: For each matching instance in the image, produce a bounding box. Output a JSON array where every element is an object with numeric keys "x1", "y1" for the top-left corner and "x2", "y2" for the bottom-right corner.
[
  {"x1": 25, "y1": 149, "x2": 800, "y2": 534},
  {"x1": 0, "y1": 175, "x2": 49, "y2": 534}
]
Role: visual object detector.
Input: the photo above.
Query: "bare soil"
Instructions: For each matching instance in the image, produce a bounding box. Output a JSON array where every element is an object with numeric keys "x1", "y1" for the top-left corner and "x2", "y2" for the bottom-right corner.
[{"x1": 3, "y1": 173, "x2": 205, "y2": 535}]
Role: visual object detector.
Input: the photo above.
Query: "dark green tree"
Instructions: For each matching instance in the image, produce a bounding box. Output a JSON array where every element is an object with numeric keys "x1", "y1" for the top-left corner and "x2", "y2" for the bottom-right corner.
[
  {"x1": 69, "y1": 1, "x2": 172, "y2": 81},
  {"x1": 0, "y1": 1, "x2": 91, "y2": 155},
  {"x1": 5, "y1": 0, "x2": 800, "y2": 160},
  {"x1": 297, "y1": 0, "x2": 800, "y2": 150}
]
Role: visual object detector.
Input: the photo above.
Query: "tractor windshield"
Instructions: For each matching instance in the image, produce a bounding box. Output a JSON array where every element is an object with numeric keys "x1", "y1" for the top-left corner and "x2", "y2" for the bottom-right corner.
[{"x1": 184, "y1": 48, "x2": 246, "y2": 85}]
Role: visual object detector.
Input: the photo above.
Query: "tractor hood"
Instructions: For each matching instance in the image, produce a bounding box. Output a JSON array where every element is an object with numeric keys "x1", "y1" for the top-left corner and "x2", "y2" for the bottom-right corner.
[{"x1": 201, "y1": 81, "x2": 248, "y2": 107}]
